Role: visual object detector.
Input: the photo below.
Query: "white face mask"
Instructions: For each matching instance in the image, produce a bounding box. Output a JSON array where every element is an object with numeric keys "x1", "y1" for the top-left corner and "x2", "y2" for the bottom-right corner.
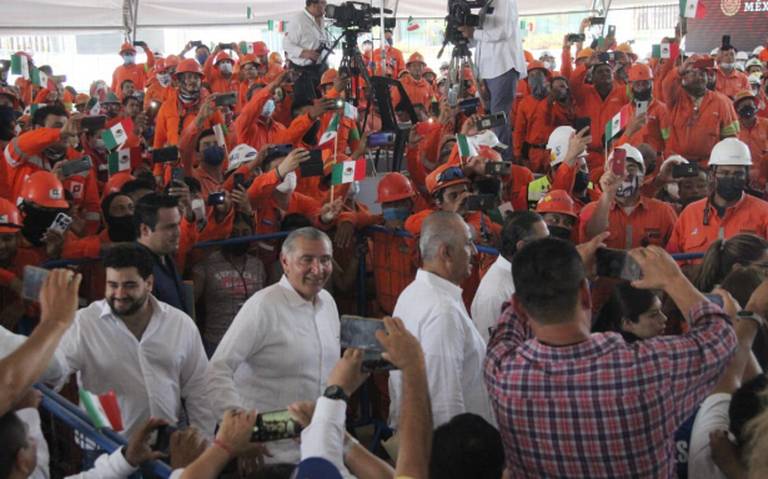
[
  {"x1": 665, "y1": 182, "x2": 680, "y2": 200},
  {"x1": 219, "y1": 62, "x2": 233, "y2": 74},
  {"x1": 157, "y1": 73, "x2": 171, "y2": 87},
  {"x1": 720, "y1": 62, "x2": 735, "y2": 71},
  {"x1": 123, "y1": 54, "x2": 136, "y2": 65},
  {"x1": 261, "y1": 99, "x2": 276, "y2": 118},
  {"x1": 275, "y1": 170, "x2": 297, "y2": 193}
]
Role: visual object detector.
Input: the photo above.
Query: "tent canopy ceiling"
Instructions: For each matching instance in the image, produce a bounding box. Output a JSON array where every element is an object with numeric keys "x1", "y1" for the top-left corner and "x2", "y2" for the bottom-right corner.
[{"x1": 1, "y1": 0, "x2": 672, "y2": 32}]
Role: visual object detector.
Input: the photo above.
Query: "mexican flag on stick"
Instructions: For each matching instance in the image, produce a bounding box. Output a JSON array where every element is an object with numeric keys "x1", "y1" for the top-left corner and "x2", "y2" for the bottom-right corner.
[
  {"x1": 318, "y1": 113, "x2": 340, "y2": 149},
  {"x1": 102, "y1": 121, "x2": 129, "y2": 150},
  {"x1": 79, "y1": 389, "x2": 123, "y2": 431},
  {"x1": 456, "y1": 134, "x2": 478, "y2": 159},
  {"x1": 331, "y1": 159, "x2": 366, "y2": 185},
  {"x1": 605, "y1": 104, "x2": 631, "y2": 140},
  {"x1": 108, "y1": 149, "x2": 131, "y2": 175},
  {"x1": 10, "y1": 54, "x2": 29, "y2": 79}
]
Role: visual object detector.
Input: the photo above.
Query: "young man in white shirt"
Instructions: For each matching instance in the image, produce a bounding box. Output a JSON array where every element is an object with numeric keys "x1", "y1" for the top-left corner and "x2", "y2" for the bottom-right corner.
[
  {"x1": 58, "y1": 244, "x2": 214, "y2": 439},
  {"x1": 471, "y1": 211, "x2": 549, "y2": 342},
  {"x1": 390, "y1": 211, "x2": 494, "y2": 430},
  {"x1": 283, "y1": 0, "x2": 330, "y2": 105},
  {"x1": 207, "y1": 227, "x2": 341, "y2": 464}
]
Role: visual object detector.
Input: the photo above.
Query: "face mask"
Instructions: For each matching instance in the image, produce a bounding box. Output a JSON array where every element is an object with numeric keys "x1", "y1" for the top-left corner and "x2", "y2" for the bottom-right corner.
[
  {"x1": 616, "y1": 175, "x2": 640, "y2": 199},
  {"x1": 179, "y1": 89, "x2": 200, "y2": 103},
  {"x1": 157, "y1": 73, "x2": 171, "y2": 87},
  {"x1": 738, "y1": 105, "x2": 757, "y2": 120},
  {"x1": 261, "y1": 99, "x2": 276, "y2": 118},
  {"x1": 275, "y1": 170, "x2": 297, "y2": 194},
  {"x1": 43, "y1": 145, "x2": 67, "y2": 163},
  {"x1": 633, "y1": 88, "x2": 652, "y2": 101},
  {"x1": 219, "y1": 62, "x2": 233, "y2": 74},
  {"x1": 543, "y1": 61, "x2": 552, "y2": 70},
  {"x1": 123, "y1": 54, "x2": 136, "y2": 65},
  {"x1": 382, "y1": 206, "x2": 411, "y2": 221},
  {"x1": 202, "y1": 144, "x2": 225, "y2": 166},
  {"x1": 223, "y1": 241, "x2": 250, "y2": 256},
  {"x1": 386, "y1": 38, "x2": 393, "y2": 46},
  {"x1": 716, "y1": 176, "x2": 745, "y2": 201},
  {"x1": 196, "y1": 53, "x2": 209, "y2": 65},
  {"x1": 22, "y1": 206, "x2": 62, "y2": 246},
  {"x1": 665, "y1": 182, "x2": 680, "y2": 200},
  {"x1": 548, "y1": 225, "x2": 572, "y2": 241},
  {"x1": 720, "y1": 62, "x2": 735, "y2": 71},
  {"x1": 573, "y1": 170, "x2": 590, "y2": 192},
  {"x1": 106, "y1": 215, "x2": 137, "y2": 242}
]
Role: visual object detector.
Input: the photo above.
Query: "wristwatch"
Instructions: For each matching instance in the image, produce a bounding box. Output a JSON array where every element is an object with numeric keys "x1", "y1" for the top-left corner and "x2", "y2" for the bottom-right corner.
[
  {"x1": 737, "y1": 310, "x2": 766, "y2": 328},
  {"x1": 323, "y1": 385, "x2": 349, "y2": 403}
]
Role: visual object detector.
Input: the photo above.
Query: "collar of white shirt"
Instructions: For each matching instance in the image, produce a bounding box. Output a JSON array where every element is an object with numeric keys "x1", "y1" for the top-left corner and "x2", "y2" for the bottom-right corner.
[
  {"x1": 493, "y1": 255, "x2": 512, "y2": 273},
  {"x1": 416, "y1": 269, "x2": 463, "y2": 301},
  {"x1": 278, "y1": 275, "x2": 326, "y2": 307}
]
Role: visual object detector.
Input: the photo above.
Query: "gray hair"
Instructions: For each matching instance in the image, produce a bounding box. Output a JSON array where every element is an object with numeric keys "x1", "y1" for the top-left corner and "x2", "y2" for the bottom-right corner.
[
  {"x1": 419, "y1": 211, "x2": 466, "y2": 261},
  {"x1": 281, "y1": 227, "x2": 332, "y2": 256}
]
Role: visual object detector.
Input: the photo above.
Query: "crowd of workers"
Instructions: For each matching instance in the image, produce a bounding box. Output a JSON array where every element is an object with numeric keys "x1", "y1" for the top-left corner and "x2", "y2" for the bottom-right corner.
[{"x1": 1, "y1": 1, "x2": 768, "y2": 477}]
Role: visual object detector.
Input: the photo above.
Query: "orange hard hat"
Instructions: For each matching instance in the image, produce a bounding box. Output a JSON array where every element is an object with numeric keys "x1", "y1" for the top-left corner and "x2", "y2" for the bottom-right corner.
[
  {"x1": 214, "y1": 52, "x2": 234, "y2": 65},
  {"x1": 733, "y1": 90, "x2": 757, "y2": 106},
  {"x1": 423, "y1": 67, "x2": 435, "y2": 76},
  {"x1": 628, "y1": 63, "x2": 653, "y2": 82},
  {"x1": 103, "y1": 172, "x2": 136, "y2": 199},
  {"x1": 616, "y1": 42, "x2": 637, "y2": 59},
  {"x1": 377, "y1": 172, "x2": 416, "y2": 203},
  {"x1": 253, "y1": 41, "x2": 270, "y2": 57},
  {"x1": 321, "y1": 68, "x2": 338, "y2": 86},
  {"x1": 74, "y1": 93, "x2": 90, "y2": 105},
  {"x1": 240, "y1": 54, "x2": 258, "y2": 67},
  {"x1": 425, "y1": 163, "x2": 469, "y2": 195},
  {"x1": 19, "y1": 171, "x2": 69, "y2": 209},
  {"x1": 524, "y1": 50, "x2": 534, "y2": 63},
  {"x1": 153, "y1": 58, "x2": 167, "y2": 73},
  {"x1": 576, "y1": 48, "x2": 593, "y2": 61},
  {"x1": 0, "y1": 198, "x2": 22, "y2": 234},
  {"x1": 175, "y1": 58, "x2": 203, "y2": 77},
  {"x1": 407, "y1": 52, "x2": 426, "y2": 65},
  {"x1": 119, "y1": 43, "x2": 137, "y2": 55},
  {"x1": 527, "y1": 60, "x2": 551, "y2": 76},
  {"x1": 536, "y1": 189, "x2": 578, "y2": 219},
  {"x1": 164, "y1": 55, "x2": 180, "y2": 69}
]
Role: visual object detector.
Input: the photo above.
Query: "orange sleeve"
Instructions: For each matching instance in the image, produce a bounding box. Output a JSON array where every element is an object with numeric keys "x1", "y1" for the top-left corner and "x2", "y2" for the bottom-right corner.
[
  {"x1": 551, "y1": 162, "x2": 576, "y2": 192},
  {"x1": 406, "y1": 146, "x2": 428, "y2": 193},
  {"x1": 513, "y1": 98, "x2": 530, "y2": 159},
  {"x1": 661, "y1": 67, "x2": 682, "y2": 109},
  {"x1": 153, "y1": 104, "x2": 170, "y2": 149},
  {"x1": 203, "y1": 52, "x2": 218, "y2": 84},
  {"x1": 561, "y1": 46, "x2": 573, "y2": 81},
  {"x1": 245, "y1": 168, "x2": 280, "y2": 203},
  {"x1": 234, "y1": 86, "x2": 272, "y2": 144},
  {"x1": 569, "y1": 65, "x2": 590, "y2": 105},
  {"x1": 61, "y1": 234, "x2": 102, "y2": 259},
  {"x1": 178, "y1": 117, "x2": 202, "y2": 177},
  {"x1": 13, "y1": 128, "x2": 62, "y2": 160},
  {"x1": 274, "y1": 114, "x2": 315, "y2": 146},
  {"x1": 111, "y1": 67, "x2": 119, "y2": 94}
]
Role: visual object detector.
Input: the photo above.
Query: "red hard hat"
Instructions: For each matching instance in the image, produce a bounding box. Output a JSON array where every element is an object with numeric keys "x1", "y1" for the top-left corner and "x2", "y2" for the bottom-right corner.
[
  {"x1": 407, "y1": 52, "x2": 426, "y2": 65},
  {"x1": 20, "y1": 171, "x2": 69, "y2": 209},
  {"x1": 214, "y1": 52, "x2": 234, "y2": 65},
  {"x1": 119, "y1": 43, "x2": 137, "y2": 55},
  {"x1": 527, "y1": 60, "x2": 551, "y2": 77},
  {"x1": 174, "y1": 58, "x2": 203, "y2": 77},
  {"x1": 535, "y1": 189, "x2": 578, "y2": 219},
  {"x1": 628, "y1": 63, "x2": 653, "y2": 82},
  {"x1": 253, "y1": 41, "x2": 270, "y2": 57},
  {"x1": 0, "y1": 197, "x2": 22, "y2": 233},
  {"x1": 164, "y1": 55, "x2": 180, "y2": 69},
  {"x1": 103, "y1": 172, "x2": 136, "y2": 199},
  {"x1": 320, "y1": 69, "x2": 338, "y2": 86},
  {"x1": 377, "y1": 172, "x2": 415, "y2": 203},
  {"x1": 425, "y1": 163, "x2": 469, "y2": 195}
]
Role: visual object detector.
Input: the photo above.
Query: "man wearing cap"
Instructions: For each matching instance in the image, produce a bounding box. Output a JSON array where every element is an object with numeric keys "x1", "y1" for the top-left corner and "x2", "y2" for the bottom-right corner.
[
  {"x1": 514, "y1": 61, "x2": 551, "y2": 172},
  {"x1": 392, "y1": 53, "x2": 432, "y2": 109},
  {"x1": 143, "y1": 57, "x2": 177, "y2": 110},
  {"x1": 111, "y1": 41, "x2": 155, "y2": 95},
  {"x1": 369, "y1": 29, "x2": 406, "y2": 78},
  {"x1": 236, "y1": 42, "x2": 276, "y2": 112},
  {"x1": 203, "y1": 44, "x2": 240, "y2": 95},
  {"x1": 733, "y1": 90, "x2": 768, "y2": 189},
  {"x1": 73, "y1": 93, "x2": 90, "y2": 114},
  {"x1": 581, "y1": 144, "x2": 677, "y2": 249},
  {"x1": 668, "y1": 138, "x2": 768, "y2": 255},
  {"x1": 661, "y1": 55, "x2": 740, "y2": 167},
  {"x1": 615, "y1": 64, "x2": 668, "y2": 157},
  {"x1": 535, "y1": 189, "x2": 579, "y2": 241},
  {"x1": 716, "y1": 45, "x2": 751, "y2": 99}
]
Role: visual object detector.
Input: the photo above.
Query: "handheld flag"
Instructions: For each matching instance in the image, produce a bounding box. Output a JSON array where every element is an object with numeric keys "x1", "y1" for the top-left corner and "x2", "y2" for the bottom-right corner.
[
  {"x1": 681, "y1": 0, "x2": 706, "y2": 18},
  {"x1": 456, "y1": 134, "x2": 478, "y2": 159},
  {"x1": 331, "y1": 159, "x2": 366, "y2": 185},
  {"x1": 79, "y1": 389, "x2": 123, "y2": 431},
  {"x1": 318, "y1": 113, "x2": 340, "y2": 149},
  {"x1": 10, "y1": 54, "x2": 30, "y2": 79},
  {"x1": 343, "y1": 102, "x2": 358, "y2": 120},
  {"x1": 30, "y1": 68, "x2": 48, "y2": 88},
  {"x1": 605, "y1": 104, "x2": 631, "y2": 141},
  {"x1": 102, "y1": 121, "x2": 129, "y2": 150},
  {"x1": 108, "y1": 149, "x2": 131, "y2": 175},
  {"x1": 406, "y1": 16, "x2": 420, "y2": 32}
]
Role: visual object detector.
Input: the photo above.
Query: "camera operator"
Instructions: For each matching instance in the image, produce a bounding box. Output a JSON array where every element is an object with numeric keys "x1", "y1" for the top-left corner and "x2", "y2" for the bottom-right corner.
[
  {"x1": 284, "y1": 0, "x2": 331, "y2": 106},
  {"x1": 458, "y1": 0, "x2": 526, "y2": 161}
]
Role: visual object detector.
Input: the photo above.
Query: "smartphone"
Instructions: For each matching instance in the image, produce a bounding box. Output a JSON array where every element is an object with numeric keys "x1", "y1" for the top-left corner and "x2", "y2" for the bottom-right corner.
[
  {"x1": 51, "y1": 74, "x2": 67, "y2": 83},
  {"x1": 485, "y1": 161, "x2": 512, "y2": 176},
  {"x1": 635, "y1": 100, "x2": 649, "y2": 117},
  {"x1": 567, "y1": 33, "x2": 586, "y2": 43},
  {"x1": 274, "y1": 86, "x2": 285, "y2": 102},
  {"x1": 48, "y1": 212, "x2": 72, "y2": 235},
  {"x1": 153, "y1": 425, "x2": 177, "y2": 453},
  {"x1": 207, "y1": 192, "x2": 226, "y2": 205},
  {"x1": 81, "y1": 115, "x2": 106, "y2": 132},
  {"x1": 672, "y1": 163, "x2": 700, "y2": 178},
  {"x1": 215, "y1": 92, "x2": 237, "y2": 107},
  {"x1": 152, "y1": 146, "x2": 179, "y2": 164},
  {"x1": 465, "y1": 194, "x2": 497, "y2": 211},
  {"x1": 458, "y1": 97, "x2": 480, "y2": 115},
  {"x1": 478, "y1": 112, "x2": 507, "y2": 130},
  {"x1": 611, "y1": 148, "x2": 627, "y2": 176},
  {"x1": 132, "y1": 40, "x2": 147, "y2": 48},
  {"x1": 267, "y1": 144, "x2": 293, "y2": 158},
  {"x1": 233, "y1": 173, "x2": 245, "y2": 189},
  {"x1": 21, "y1": 266, "x2": 50, "y2": 302},
  {"x1": 171, "y1": 167, "x2": 185, "y2": 184},
  {"x1": 607, "y1": 25, "x2": 616, "y2": 37},
  {"x1": 190, "y1": 40, "x2": 203, "y2": 48},
  {"x1": 705, "y1": 293, "x2": 725, "y2": 308},
  {"x1": 217, "y1": 42, "x2": 230, "y2": 50},
  {"x1": 251, "y1": 410, "x2": 303, "y2": 442},
  {"x1": 595, "y1": 248, "x2": 642, "y2": 281},
  {"x1": 589, "y1": 17, "x2": 606, "y2": 26},
  {"x1": 368, "y1": 131, "x2": 396, "y2": 147},
  {"x1": 572, "y1": 117, "x2": 591, "y2": 134},
  {"x1": 298, "y1": 152, "x2": 324, "y2": 177},
  {"x1": 340, "y1": 315, "x2": 395, "y2": 372},
  {"x1": 60, "y1": 156, "x2": 93, "y2": 178},
  {"x1": 722, "y1": 35, "x2": 731, "y2": 49}
]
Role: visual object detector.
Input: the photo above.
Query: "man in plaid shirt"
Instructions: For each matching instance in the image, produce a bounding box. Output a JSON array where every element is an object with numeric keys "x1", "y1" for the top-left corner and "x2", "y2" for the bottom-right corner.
[{"x1": 484, "y1": 237, "x2": 737, "y2": 478}]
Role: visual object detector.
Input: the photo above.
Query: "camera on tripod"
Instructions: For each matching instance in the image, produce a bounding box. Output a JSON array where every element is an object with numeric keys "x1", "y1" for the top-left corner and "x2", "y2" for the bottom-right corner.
[
  {"x1": 326, "y1": 1, "x2": 395, "y2": 32},
  {"x1": 443, "y1": 0, "x2": 493, "y2": 44}
]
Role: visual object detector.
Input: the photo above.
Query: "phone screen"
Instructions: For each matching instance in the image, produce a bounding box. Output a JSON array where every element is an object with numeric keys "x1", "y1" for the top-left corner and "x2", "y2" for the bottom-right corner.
[
  {"x1": 340, "y1": 315, "x2": 396, "y2": 372},
  {"x1": 22, "y1": 266, "x2": 50, "y2": 302}
]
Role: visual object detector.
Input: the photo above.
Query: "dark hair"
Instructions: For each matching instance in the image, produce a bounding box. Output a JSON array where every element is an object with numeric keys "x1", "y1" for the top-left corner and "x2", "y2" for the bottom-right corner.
[
  {"x1": 0, "y1": 412, "x2": 28, "y2": 479},
  {"x1": 430, "y1": 413, "x2": 504, "y2": 479},
  {"x1": 134, "y1": 193, "x2": 178, "y2": 233},
  {"x1": 101, "y1": 191, "x2": 131, "y2": 219},
  {"x1": 694, "y1": 234, "x2": 768, "y2": 293},
  {"x1": 196, "y1": 128, "x2": 215, "y2": 152},
  {"x1": 103, "y1": 243, "x2": 154, "y2": 278},
  {"x1": 593, "y1": 282, "x2": 658, "y2": 333},
  {"x1": 122, "y1": 95, "x2": 140, "y2": 106},
  {"x1": 244, "y1": 464, "x2": 296, "y2": 479},
  {"x1": 513, "y1": 238, "x2": 585, "y2": 324},
  {"x1": 121, "y1": 178, "x2": 156, "y2": 196},
  {"x1": 32, "y1": 104, "x2": 68, "y2": 127},
  {"x1": 721, "y1": 267, "x2": 765, "y2": 308},
  {"x1": 120, "y1": 79, "x2": 135, "y2": 88},
  {"x1": 182, "y1": 176, "x2": 202, "y2": 195},
  {"x1": 730, "y1": 374, "x2": 768, "y2": 447},
  {"x1": 281, "y1": 213, "x2": 312, "y2": 231},
  {"x1": 499, "y1": 211, "x2": 543, "y2": 260}
]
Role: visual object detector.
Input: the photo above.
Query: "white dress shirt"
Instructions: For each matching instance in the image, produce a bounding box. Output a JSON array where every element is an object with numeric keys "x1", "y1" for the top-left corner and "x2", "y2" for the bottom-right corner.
[
  {"x1": 58, "y1": 296, "x2": 214, "y2": 438},
  {"x1": 65, "y1": 448, "x2": 136, "y2": 479},
  {"x1": 1, "y1": 326, "x2": 69, "y2": 479},
  {"x1": 688, "y1": 393, "x2": 731, "y2": 479},
  {"x1": 301, "y1": 397, "x2": 354, "y2": 478},
  {"x1": 470, "y1": 255, "x2": 514, "y2": 343},
  {"x1": 207, "y1": 275, "x2": 340, "y2": 464},
  {"x1": 389, "y1": 269, "x2": 495, "y2": 429},
  {"x1": 470, "y1": 0, "x2": 527, "y2": 80},
  {"x1": 283, "y1": 9, "x2": 330, "y2": 66}
]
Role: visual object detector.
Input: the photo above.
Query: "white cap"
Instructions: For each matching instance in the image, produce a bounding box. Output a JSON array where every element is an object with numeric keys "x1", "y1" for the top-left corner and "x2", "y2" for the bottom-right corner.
[
  {"x1": 746, "y1": 58, "x2": 764, "y2": 70},
  {"x1": 547, "y1": 126, "x2": 578, "y2": 166},
  {"x1": 227, "y1": 144, "x2": 258, "y2": 172},
  {"x1": 709, "y1": 138, "x2": 752, "y2": 167},
  {"x1": 736, "y1": 51, "x2": 749, "y2": 61}
]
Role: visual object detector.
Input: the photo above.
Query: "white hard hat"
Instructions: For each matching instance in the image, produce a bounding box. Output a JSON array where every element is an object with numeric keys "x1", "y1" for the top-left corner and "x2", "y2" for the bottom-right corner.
[
  {"x1": 754, "y1": 46, "x2": 765, "y2": 56},
  {"x1": 227, "y1": 144, "x2": 258, "y2": 172},
  {"x1": 708, "y1": 138, "x2": 752, "y2": 167},
  {"x1": 735, "y1": 63, "x2": 746, "y2": 72},
  {"x1": 547, "y1": 126, "x2": 577, "y2": 166},
  {"x1": 736, "y1": 51, "x2": 749, "y2": 61},
  {"x1": 610, "y1": 144, "x2": 645, "y2": 173},
  {"x1": 746, "y1": 58, "x2": 764, "y2": 70}
]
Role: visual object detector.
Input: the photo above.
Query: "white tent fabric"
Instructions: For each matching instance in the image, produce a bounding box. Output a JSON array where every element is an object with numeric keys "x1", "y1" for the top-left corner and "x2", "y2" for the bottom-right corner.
[{"x1": 0, "y1": 0, "x2": 674, "y2": 32}]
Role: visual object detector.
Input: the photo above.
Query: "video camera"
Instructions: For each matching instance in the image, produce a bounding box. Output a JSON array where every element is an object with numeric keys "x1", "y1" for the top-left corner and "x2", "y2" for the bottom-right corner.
[
  {"x1": 443, "y1": 0, "x2": 493, "y2": 46},
  {"x1": 326, "y1": 1, "x2": 395, "y2": 32}
]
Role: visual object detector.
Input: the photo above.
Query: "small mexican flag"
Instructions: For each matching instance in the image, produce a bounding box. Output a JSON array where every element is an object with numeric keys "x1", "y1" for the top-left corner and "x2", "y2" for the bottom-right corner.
[
  {"x1": 213, "y1": 123, "x2": 227, "y2": 147},
  {"x1": 108, "y1": 149, "x2": 131, "y2": 175},
  {"x1": 318, "y1": 113, "x2": 340, "y2": 149},
  {"x1": 10, "y1": 54, "x2": 29, "y2": 79},
  {"x1": 79, "y1": 389, "x2": 123, "y2": 431},
  {"x1": 406, "y1": 16, "x2": 420, "y2": 32},
  {"x1": 30, "y1": 67, "x2": 48, "y2": 88},
  {"x1": 605, "y1": 104, "x2": 631, "y2": 140},
  {"x1": 246, "y1": 6, "x2": 252, "y2": 19},
  {"x1": 652, "y1": 42, "x2": 680, "y2": 60},
  {"x1": 456, "y1": 134, "x2": 478, "y2": 159},
  {"x1": 239, "y1": 41, "x2": 253, "y2": 55},
  {"x1": 268, "y1": 20, "x2": 285, "y2": 32},
  {"x1": 102, "y1": 121, "x2": 129, "y2": 150},
  {"x1": 331, "y1": 159, "x2": 366, "y2": 185},
  {"x1": 681, "y1": 0, "x2": 706, "y2": 18}
]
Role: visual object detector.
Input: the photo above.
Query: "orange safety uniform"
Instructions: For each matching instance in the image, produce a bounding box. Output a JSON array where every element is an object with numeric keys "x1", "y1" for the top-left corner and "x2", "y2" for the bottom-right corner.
[
  {"x1": 111, "y1": 50, "x2": 156, "y2": 96},
  {"x1": 234, "y1": 86, "x2": 314, "y2": 151},
  {"x1": 715, "y1": 68, "x2": 751, "y2": 99},
  {"x1": 153, "y1": 91, "x2": 223, "y2": 148},
  {"x1": 578, "y1": 196, "x2": 678, "y2": 249},
  {"x1": 738, "y1": 117, "x2": 768, "y2": 188},
  {"x1": 366, "y1": 47, "x2": 405, "y2": 78},
  {"x1": 393, "y1": 74, "x2": 432, "y2": 108},
  {"x1": 667, "y1": 194, "x2": 768, "y2": 254},
  {"x1": 513, "y1": 95, "x2": 546, "y2": 170},
  {"x1": 370, "y1": 228, "x2": 418, "y2": 315},
  {"x1": 0, "y1": 128, "x2": 61, "y2": 203},
  {"x1": 203, "y1": 51, "x2": 240, "y2": 94},
  {"x1": 616, "y1": 99, "x2": 668, "y2": 156},
  {"x1": 520, "y1": 99, "x2": 575, "y2": 174}
]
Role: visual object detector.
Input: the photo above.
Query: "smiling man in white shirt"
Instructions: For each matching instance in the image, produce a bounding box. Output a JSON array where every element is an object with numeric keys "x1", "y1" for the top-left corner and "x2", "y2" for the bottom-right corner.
[
  {"x1": 389, "y1": 211, "x2": 494, "y2": 430},
  {"x1": 207, "y1": 227, "x2": 341, "y2": 464},
  {"x1": 59, "y1": 244, "x2": 214, "y2": 439}
]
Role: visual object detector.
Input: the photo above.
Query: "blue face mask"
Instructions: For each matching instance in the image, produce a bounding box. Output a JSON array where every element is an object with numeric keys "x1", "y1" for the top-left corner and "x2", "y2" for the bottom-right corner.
[
  {"x1": 196, "y1": 53, "x2": 209, "y2": 65},
  {"x1": 261, "y1": 99, "x2": 276, "y2": 118},
  {"x1": 202, "y1": 144, "x2": 225, "y2": 166},
  {"x1": 382, "y1": 206, "x2": 410, "y2": 221}
]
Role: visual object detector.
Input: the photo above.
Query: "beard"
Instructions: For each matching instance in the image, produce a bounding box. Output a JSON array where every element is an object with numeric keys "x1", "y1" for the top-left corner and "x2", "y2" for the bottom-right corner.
[
  {"x1": 682, "y1": 81, "x2": 706, "y2": 98},
  {"x1": 108, "y1": 292, "x2": 148, "y2": 317}
]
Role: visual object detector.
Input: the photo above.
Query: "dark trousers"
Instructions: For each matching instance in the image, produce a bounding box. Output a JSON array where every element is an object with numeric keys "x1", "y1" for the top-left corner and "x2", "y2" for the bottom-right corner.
[{"x1": 484, "y1": 68, "x2": 520, "y2": 161}]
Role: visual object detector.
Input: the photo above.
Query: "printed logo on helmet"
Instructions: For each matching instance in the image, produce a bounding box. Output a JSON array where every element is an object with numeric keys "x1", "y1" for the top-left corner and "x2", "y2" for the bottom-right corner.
[
  {"x1": 0, "y1": 215, "x2": 7, "y2": 223},
  {"x1": 49, "y1": 188, "x2": 62, "y2": 199}
]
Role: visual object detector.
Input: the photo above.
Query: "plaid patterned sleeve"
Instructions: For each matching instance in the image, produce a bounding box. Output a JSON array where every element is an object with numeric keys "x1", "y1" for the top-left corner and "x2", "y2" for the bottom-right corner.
[{"x1": 484, "y1": 301, "x2": 531, "y2": 402}]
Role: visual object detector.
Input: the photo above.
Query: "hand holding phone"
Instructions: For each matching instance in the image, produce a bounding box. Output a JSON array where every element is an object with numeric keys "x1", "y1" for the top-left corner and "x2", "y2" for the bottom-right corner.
[
  {"x1": 21, "y1": 266, "x2": 50, "y2": 302},
  {"x1": 340, "y1": 315, "x2": 396, "y2": 372},
  {"x1": 48, "y1": 213, "x2": 73, "y2": 235},
  {"x1": 60, "y1": 156, "x2": 93, "y2": 178},
  {"x1": 595, "y1": 248, "x2": 642, "y2": 281},
  {"x1": 298, "y1": 151, "x2": 324, "y2": 177},
  {"x1": 207, "y1": 192, "x2": 226, "y2": 206}
]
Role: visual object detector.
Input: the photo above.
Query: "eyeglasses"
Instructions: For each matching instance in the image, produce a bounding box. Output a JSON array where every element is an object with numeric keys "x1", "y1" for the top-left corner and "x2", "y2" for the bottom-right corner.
[{"x1": 438, "y1": 166, "x2": 465, "y2": 183}]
